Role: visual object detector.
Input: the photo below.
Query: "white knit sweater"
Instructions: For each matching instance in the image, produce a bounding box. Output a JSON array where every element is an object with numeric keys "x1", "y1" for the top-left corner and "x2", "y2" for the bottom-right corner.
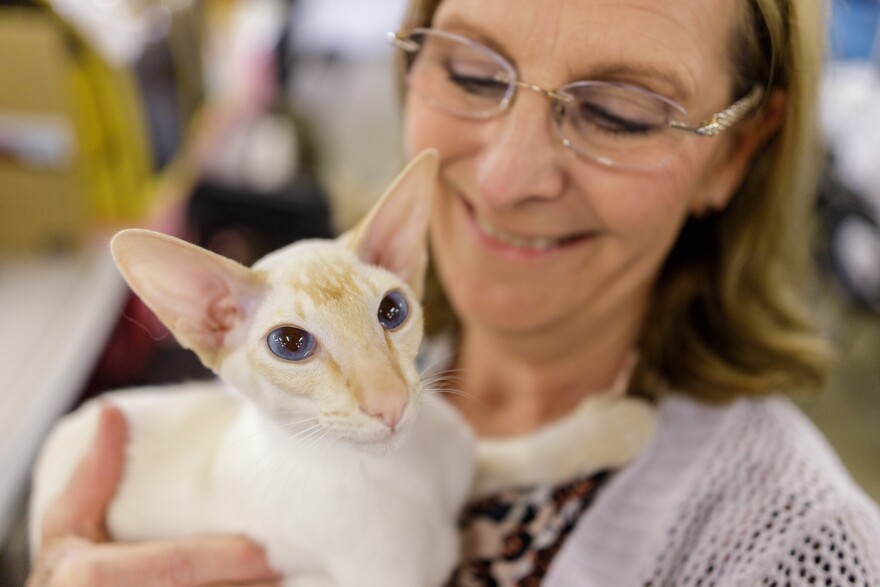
[{"x1": 544, "y1": 393, "x2": 880, "y2": 586}]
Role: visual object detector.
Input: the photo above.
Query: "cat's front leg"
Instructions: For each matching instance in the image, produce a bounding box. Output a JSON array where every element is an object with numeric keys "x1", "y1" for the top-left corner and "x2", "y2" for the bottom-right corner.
[{"x1": 30, "y1": 384, "x2": 244, "y2": 550}]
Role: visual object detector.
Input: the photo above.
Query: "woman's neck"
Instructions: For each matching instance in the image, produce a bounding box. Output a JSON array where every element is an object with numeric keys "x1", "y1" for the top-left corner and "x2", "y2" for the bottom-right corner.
[{"x1": 446, "y1": 306, "x2": 645, "y2": 438}]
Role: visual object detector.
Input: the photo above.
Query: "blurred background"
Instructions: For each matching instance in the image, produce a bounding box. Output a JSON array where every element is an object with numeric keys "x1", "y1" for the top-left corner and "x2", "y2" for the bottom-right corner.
[{"x1": 0, "y1": 0, "x2": 877, "y2": 583}]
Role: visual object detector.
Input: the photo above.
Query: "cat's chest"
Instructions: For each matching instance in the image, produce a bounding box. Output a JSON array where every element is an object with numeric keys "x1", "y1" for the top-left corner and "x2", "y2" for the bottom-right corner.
[
  {"x1": 214, "y1": 396, "x2": 475, "y2": 572},
  {"x1": 224, "y1": 396, "x2": 473, "y2": 501},
  {"x1": 109, "y1": 390, "x2": 475, "y2": 544}
]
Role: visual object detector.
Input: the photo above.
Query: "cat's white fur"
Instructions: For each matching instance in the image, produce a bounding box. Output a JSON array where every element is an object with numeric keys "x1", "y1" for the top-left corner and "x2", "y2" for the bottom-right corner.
[{"x1": 29, "y1": 151, "x2": 476, "y2": 587}]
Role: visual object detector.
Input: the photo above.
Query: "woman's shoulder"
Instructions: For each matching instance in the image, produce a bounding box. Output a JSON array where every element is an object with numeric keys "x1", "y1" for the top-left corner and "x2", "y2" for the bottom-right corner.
[
  {"x1": 656, "y1": 393, "x2": 859, "y2": 483},
  {"x1": 651, "y1": 394, "x2": 880, "y2": 583},
  {"x1": 659, "y1": 393, "x2": 874, "y2": 514},
  {"x1": 544, "y1": 393, "x2": 880, "y2": 587}
]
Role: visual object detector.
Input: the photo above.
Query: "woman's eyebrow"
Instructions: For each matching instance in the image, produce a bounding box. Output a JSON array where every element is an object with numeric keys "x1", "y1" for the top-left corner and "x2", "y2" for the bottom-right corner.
[
  {"x1": 577, "y1": 63, "x2": 691, "y2": 103},
  {"x1": 433, "y1": 16, "x2": 514, "y2": 59},
  {"x1": 432, "y1": 15, "x2": 691, "y2": 104}
]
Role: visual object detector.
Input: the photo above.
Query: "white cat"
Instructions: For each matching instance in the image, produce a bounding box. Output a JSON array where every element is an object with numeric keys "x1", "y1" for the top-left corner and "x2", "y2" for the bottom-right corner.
[{"x1": 29, "y1": 150, "x2": 476, "y2": 587}]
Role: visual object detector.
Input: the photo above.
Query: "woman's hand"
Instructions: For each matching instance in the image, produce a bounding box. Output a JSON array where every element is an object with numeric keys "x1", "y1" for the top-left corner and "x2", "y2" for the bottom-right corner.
[{"x1": 27, "y1": 405, "x2": 281, "y2": 587}]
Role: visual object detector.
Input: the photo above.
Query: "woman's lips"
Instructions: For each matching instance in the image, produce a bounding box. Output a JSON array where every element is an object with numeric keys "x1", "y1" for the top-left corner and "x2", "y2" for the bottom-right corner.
[{"x1": 458, "y1": 195, "x2": 595, "y2": 256}]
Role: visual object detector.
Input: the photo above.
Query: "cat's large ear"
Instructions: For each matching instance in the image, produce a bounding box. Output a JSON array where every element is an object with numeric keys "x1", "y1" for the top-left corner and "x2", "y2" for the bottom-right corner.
[
  {"x1": 342, "y1": 149, "x2": 438, "y2": 299},
  {"x1": 111, "y1": 229, "x2": 265, "y2": 369}
]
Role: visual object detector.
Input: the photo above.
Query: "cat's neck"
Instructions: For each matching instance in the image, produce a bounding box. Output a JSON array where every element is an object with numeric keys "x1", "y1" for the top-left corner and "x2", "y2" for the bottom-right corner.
[{"x1": 223, "y1": 393, "x2": 351, "y2": 468}]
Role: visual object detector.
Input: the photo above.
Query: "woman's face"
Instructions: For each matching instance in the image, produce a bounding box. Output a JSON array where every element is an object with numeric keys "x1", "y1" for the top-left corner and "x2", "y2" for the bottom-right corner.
[{"x1": 405, "y1": 0, "x2": 754, "y2": 338}]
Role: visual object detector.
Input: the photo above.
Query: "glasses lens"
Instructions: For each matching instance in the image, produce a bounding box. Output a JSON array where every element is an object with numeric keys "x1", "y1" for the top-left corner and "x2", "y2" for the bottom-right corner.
[
  {"x1": 404, "y1": 30, "x2": 515, "y2": 119},
  {"x1": 556, "y1": 82, "x2": 689, "y2": 169}
]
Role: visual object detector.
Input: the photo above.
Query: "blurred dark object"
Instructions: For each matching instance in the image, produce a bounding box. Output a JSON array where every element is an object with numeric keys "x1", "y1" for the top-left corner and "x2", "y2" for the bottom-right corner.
[
  {"x1": 816, "y1": 156, "x2": 880, "y2": 314},
  {"x1": 133, "y1": 2, "x2": 204, "y2": 170},
  {"x1": 188, "y1": 173, "x2": 333, "y2": 266},
  {"x1": 188, "y1": 0, "x2": 333, "y2": 266}
]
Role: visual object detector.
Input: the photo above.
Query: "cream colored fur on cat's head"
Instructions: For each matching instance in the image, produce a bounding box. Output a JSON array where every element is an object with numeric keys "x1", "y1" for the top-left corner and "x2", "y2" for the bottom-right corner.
[{"x1": 111, "y1": 151, "x2": 438, "y2": 451}]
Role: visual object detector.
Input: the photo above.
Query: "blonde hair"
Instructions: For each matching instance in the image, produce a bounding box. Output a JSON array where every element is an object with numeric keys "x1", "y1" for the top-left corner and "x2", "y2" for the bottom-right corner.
[{"x1": 404, "y1": 0, "x2": 835, "y2": 403}]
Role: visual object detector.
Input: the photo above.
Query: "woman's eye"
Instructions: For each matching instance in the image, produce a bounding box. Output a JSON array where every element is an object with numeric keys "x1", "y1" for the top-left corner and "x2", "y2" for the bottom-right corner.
[
  {"x1": 267, "y1": 327, "x2": 316, "y2": 361},
  {"x1": 445, "y1": 64, "x2": 507, "y2": 96},
  {"x1": 449, "y1": 72, "x2": 506, "y2": 95},
  {"x1": 577, "y1": 101, "x2": 655, "y2": 135},
  {"x1": 378, "y1": 291, "x2": 409, "y2": 330}
]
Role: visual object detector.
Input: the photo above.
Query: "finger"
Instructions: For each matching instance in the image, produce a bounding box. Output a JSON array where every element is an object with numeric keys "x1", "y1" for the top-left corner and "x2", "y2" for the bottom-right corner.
[
  {"x1": 51, "y1": 536, "x2": 280, "y2": 587},
  {"x1": 42, "y1": 404, "x2": 128, "y2": 544},
  {"x1": 26, "y1": 536, "x2": 92, "y2": 587}
]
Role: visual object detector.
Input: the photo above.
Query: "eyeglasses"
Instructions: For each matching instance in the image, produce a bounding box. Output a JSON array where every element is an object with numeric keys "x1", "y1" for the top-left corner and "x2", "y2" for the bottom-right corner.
[{"x1": 388, "y1": 28, "x2": 764, "y2": 171}]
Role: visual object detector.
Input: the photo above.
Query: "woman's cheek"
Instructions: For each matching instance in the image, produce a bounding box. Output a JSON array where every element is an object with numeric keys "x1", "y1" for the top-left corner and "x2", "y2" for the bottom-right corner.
[
  {"x1": 403, "y1": 97, "x2": 476, "y2": 161},
  {"x1": 602, "y1": 154, "x2": 705, "y2": 237},
  {"x1": 403, "y1": 98, "x2": 437, "y2": 159},
  {"x1": 587, "y1": 178, "x2": 684, "y2": 243}
]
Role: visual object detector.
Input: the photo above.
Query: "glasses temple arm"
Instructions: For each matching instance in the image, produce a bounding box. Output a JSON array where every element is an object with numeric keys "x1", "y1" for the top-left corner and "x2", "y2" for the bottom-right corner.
[
  {"x1": 668, "y1": 85, "x2": 764, "y2": 137},
  {"x1": 387, "y1": 31, "x2": 420, "y2": 52}
]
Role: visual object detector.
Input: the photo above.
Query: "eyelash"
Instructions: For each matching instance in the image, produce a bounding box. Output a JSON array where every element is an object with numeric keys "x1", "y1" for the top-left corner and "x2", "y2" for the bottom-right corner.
[
  {"x1": 576, "y1": 102, "x2": 655, "y2": 136},
  {"x1": 445, "y1": 68, "x2": 507, "y2": 96}
]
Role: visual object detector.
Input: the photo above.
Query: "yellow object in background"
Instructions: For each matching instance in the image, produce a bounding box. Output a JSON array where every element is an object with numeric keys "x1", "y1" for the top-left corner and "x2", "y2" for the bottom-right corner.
[{"x1": 0, "y1": 4, "x2": 154, "y2": 253}]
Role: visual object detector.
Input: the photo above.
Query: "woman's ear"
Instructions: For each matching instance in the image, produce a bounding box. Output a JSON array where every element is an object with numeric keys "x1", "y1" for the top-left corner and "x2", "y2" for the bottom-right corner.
[{"x1": 690, "y1": 88, "x2": 786, "y2": 216}]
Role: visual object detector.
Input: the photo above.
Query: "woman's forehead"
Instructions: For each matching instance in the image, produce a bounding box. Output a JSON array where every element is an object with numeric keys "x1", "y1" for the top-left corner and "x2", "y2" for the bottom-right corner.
[{"x1": 432, "y1": 0, "x2": 737, "y2": 105}]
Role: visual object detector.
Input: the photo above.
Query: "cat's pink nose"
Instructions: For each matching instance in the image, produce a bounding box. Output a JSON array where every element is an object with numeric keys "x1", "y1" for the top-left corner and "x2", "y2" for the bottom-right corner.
[{"x1": 361, "y1": 396, "x2": 407, "y2": 431}]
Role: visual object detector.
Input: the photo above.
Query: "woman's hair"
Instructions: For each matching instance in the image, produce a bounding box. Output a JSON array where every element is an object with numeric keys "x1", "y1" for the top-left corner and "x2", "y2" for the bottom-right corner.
[{"x1": 403, "y1": 0, "x2": 835, "y2": 403}]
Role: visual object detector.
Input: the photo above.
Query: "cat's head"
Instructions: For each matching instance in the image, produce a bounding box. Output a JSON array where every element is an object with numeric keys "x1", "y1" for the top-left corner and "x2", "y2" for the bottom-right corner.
[{"x1": 111, "y1": 150, "x2": 438, "y2": 451}]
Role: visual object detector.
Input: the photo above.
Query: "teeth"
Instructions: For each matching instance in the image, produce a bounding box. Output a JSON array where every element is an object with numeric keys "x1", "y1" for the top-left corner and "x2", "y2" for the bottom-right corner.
[{"x1": 475, "y1": 214, "x2": 563, "y2": 250}]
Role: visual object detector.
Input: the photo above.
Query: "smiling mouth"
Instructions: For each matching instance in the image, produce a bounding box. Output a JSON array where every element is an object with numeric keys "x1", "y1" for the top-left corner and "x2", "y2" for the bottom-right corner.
[{"x1": 462, "y1": 197, "x2": 594, "y2": 252}]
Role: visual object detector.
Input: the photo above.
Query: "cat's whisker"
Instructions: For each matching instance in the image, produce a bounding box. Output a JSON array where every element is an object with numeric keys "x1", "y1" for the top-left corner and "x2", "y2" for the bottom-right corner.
[
  {"x1": 296, "y1": 431, "x2": 327, "y2": 516},
  {"x1": 425, "y1": 387, "x2": 486, "y2": 406},
  {"x1": 276, "y1": 429, "x2": 334, "y2": 516},
  {"x1": 297, "y1": 431, "x2": 333, "y2": 517},
  {"x1": 269, "y1": 428, "x2": 327, "y2": 492},
  {"x1": 419, "y1": 364, "x2": 474, "y2": 381},
  {"x1": 232, "y1": 420, "x2": 321, "y2": 452},
  {"x1": 298, "y1": 424, "x2": 327, "y2": 444},
  {"x1": 418, "y1": 353, "x2": 456, "y2": 378},
  {"x1": 433, "y1": 367, "x2": 473, "y2": 375},
  {"x1": 273, "y1": 410, "x2": 313, "y2": 418},
  {"x1": 422, "y1": 375, "x2": 463, "y2": 385},
  {"x1": 420, "y1": 368, "x2": 471, "y2": 388},
  {"x1": 279, "y1": 418, "x2": 321, "y2": 431},
  {"x1": 240, "y1": 422, "x2": 326, "y2": 504},
  {"x1": 262, "y1": 424, "x2": 327, "y2": 504},
  {"x1": 243, "y1": 441, "x2": 292, "y2": 508},
  {"x1": 229, "y1": 425, "x2": 290, "y2": 446},
  {"x1": 422, "y1": 379, "x2": 462, "y2": 390},
  {"x1": 279, "y1": 425, "x2": 330, "y2": 481}
]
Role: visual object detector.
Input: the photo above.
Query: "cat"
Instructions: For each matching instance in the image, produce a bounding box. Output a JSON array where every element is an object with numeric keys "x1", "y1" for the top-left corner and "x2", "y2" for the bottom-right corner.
[{"x1": 28, "y1": 150, "x2": 476, "y2": 587}]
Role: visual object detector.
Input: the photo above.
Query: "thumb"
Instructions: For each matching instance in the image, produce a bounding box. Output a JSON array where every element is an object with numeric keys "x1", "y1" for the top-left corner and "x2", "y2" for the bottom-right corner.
[{"x1": 41, "y1": 404, "x2": 128, "y2": 545}]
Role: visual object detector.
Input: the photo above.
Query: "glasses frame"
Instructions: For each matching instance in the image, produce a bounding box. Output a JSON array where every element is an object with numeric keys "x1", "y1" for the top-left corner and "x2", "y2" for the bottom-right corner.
[{"x1": 389, "y1": 28, "x2": 765, "y2": 169}]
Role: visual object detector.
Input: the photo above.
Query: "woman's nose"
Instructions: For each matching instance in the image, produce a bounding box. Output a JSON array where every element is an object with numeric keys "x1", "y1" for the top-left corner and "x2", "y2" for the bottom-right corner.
[{"x1": 474, "y1": 92, "x2": 567, "y2": 207}]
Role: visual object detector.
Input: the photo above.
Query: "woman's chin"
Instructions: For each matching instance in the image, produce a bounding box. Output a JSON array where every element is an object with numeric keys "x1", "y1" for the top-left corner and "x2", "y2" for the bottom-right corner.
[{"x1": 448, "y1": 285, "x2": 566, "y2": 337}]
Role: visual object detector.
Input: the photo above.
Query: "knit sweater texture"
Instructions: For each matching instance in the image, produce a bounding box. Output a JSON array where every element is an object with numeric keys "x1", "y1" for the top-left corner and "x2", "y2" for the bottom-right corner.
[{"x1": 544, "y1": 393, "x2": 880, "y2": 586}]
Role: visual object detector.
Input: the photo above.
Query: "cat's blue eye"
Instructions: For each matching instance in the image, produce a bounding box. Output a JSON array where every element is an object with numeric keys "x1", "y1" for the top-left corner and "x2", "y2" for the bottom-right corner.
[
  {"x1": 378, "y1": 291, "x2": 408, "y2": 330},
  {"x1": 267, "y1": 327, "x2": 316, "y2": 361}
]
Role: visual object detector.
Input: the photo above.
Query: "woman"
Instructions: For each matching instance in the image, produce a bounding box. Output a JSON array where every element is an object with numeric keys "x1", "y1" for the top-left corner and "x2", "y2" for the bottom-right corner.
[{"x1": 27, "y1": 0, "x2": 880, "y2": 585}]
